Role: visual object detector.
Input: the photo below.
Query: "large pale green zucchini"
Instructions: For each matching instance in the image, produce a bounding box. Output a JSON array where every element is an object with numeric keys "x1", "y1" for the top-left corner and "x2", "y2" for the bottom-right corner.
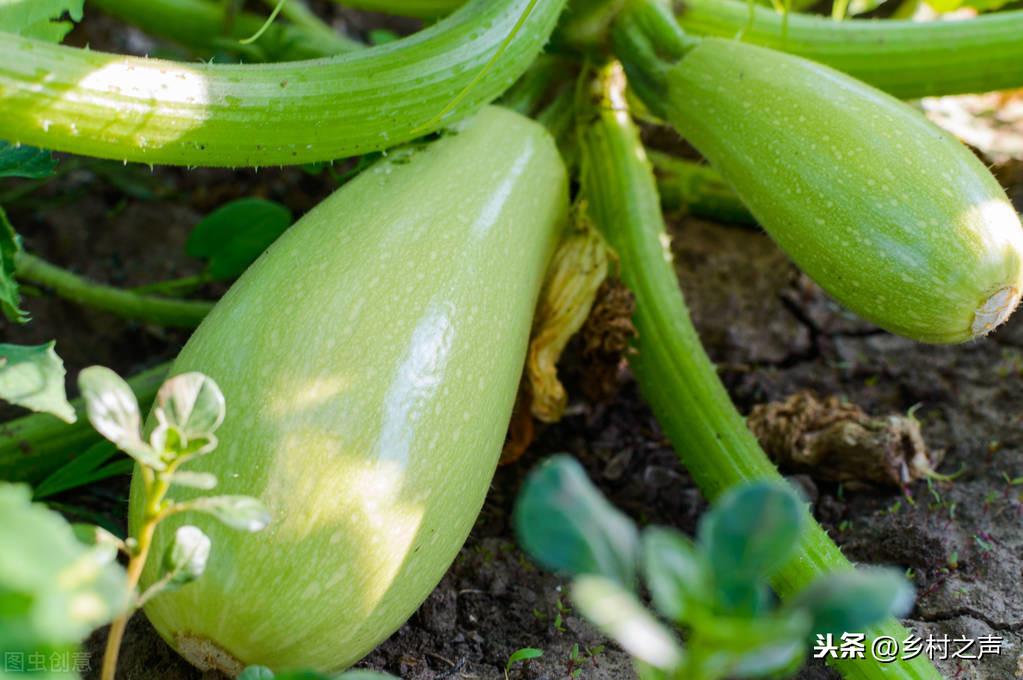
[
  {"x1": 649, "y1": 38, "x2": 1023, "y2": 343},
  {"x1": 128, "y1": 106, "x2": 567, "y2": 673}
]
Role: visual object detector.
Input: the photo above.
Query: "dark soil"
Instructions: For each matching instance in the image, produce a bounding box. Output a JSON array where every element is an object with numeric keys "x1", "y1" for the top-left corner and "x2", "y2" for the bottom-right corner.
[{"x1": 2, "y1": 6, "x2": 1022, "y2": 680}]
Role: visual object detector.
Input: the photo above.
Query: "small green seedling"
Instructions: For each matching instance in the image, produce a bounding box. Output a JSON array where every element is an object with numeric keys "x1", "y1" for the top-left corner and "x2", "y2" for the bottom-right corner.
[
  {"x1": 74, "y1": 366, "x2": 270, "y2": 680},
  {"x1": 514, "y1": 456, "x2": 915, "y2": 680},
  {"x1": 505, "y1": 647, "x2": 543, "y2": 678}
]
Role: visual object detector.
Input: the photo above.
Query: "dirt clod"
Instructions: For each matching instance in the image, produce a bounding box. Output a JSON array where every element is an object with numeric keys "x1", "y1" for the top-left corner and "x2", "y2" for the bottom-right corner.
[{"x1": 748, "y1": 391, "x2": 944, "y2": 488}]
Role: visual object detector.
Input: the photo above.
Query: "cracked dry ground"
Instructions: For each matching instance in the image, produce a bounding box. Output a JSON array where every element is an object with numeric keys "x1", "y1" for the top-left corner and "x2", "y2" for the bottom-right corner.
[{"x1": 7, "y1": 157, "x2": 1020, "y2": 677}]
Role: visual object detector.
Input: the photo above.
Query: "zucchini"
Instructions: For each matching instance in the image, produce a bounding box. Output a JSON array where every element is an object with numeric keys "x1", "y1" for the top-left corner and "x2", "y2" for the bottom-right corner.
[
  {"x1": 128, "y1": 106, "x2": 568, "y2": 673},
  {"x1": 0, "y1": 0, "x2": 567, "y2": 167},
  {"x1": 616, "y1": 14, "x2": 1023, "y2": 343}
]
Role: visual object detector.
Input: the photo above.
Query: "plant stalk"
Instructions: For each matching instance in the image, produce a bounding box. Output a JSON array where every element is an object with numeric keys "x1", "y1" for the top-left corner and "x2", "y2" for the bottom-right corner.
[
  {"x1": 90, "y1": 0, "x2": 361, "y2": 61},
  {"x1": 0, "y1": 0, "x2": 567, "y2": 167},
  {"x1": 15, "y1": 252, "x2": 214, "y2": 327},
  {"x1": 499, "y1": 55, "x2": 567, "y2": 115},
  {"x1": 578, "y1": 60, "x2": 942, "y2": 680},
  {"x1": 259, "y1": 0, "x2": 347, "y2": 47},
  {"x1": 329, "y1": 0, "x2": 465, "y2": 18},
  {"x1": 100, "y1": 471, "x2": 168, "y2": 680},
  {"x1": 676, "y1": 0, "x2": 1023, "y2": 98},
  {"x1": 647, "y1": 150, "x2": 753, "y2": 224}
]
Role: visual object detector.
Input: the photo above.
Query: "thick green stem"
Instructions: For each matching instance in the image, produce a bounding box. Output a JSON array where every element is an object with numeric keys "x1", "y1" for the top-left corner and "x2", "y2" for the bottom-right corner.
[
  {"x1": 499, "y1": 54, "x2": 566, "y2": 115},
  {"x1": 647, "y1": 150, "x2": 753, "y2": 224},
  {"x1": 0, "y1": 0, "x2": 566, "y2": 167},
  {"x1": 676, "y1": 0, "x2": 1023, "y2": 98},
  {"x1": 557, "y1": 0, "x2": 628, "y2": 49},
  {"x1": 15, "y1": 252, "x2": 213, "y2": 327},
  {"x1": 90, "y1": 0, "x2": 361, "y2": 61},
  {"x1": 608, "y1": 0, "x2": 698, "y2": 112},
  {"x1": 0, "y1": 362, "x2": 169, "y2": 484},
  {"x1": 578, "y1": 62, "x2": 941, "y2": 680},
  {"x1": 132, "y1": 273, "x2": 210, "y2": 298}
]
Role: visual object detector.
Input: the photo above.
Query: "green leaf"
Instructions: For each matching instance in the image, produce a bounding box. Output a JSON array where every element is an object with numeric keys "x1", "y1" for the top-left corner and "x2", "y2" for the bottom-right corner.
[
  {"x1": 33, "y1": 440, "x2": 128, "y2": 500},
  {"x1": 0, "y1": 342, "x2": 75, "y2": 422},
  {"x1": 239, "y1": 667, "x2": 277, "y2": 680},
  {"x1": 151, "y1": 426, "x2": 217, "y2": 460},
  {"x1": 514, "y1": 455, "x2": 639, "y2": 587},
  {"x1": 0, "y1": 0, "x2": 84, "y2": 42},
  {"x1": 698, "y1": 611, "x2": 810, "y2": 679},
  {"x1": 170, "y1": 470, "x2": 218, "y2": 490},
  {"x1": 0, "y1": 206, "x2": 27, "y2": 323},
  {"x1": 790, "y1": 568, "x2": 915, "y2": 637},
  {"x1": 149, "y1": 372, "x2": 225, "y2": 460},
  {"x1": 698, "y1": 482, "x2": 804, "y2": 604},
  {"x1": 186, "y1": 198, "x2": 293, "y2": 280},
  {"x1": 367, "y1": 29, "x2": 400, "y2": 45},
  {"x1": 153, "y1": 371, "x2": 225, "y2": 439},
  {"x1": 0, "y1": 141, "x2": 58, "y2": 179},
  {"x1": 635, "y1": 663, "x2": 671, "y2": 680},
  {"x1": 729, "y1": 640, "x2": 805, "y2": 679},
  {"x1": 0, "y1": 482, "x2": 128, "y2": 660},
  {"x1": 641, "y1": 527, "x2": 711, "y2": 623},
  {"x1": 79, "y1": 365, "x2": 163, "y2": 469},
  {"x1": 506, "y1": 647, "x2": 543, "y2": 670},
  {"x1": 187, "y1": 495, "x2": 270, "y2": 532},
  {"x1": 159, "y1": 525, "x2": 211, "y2": 590},
  {"x1": 571, "y1": 575, "x2": 682, "y2": 671}
]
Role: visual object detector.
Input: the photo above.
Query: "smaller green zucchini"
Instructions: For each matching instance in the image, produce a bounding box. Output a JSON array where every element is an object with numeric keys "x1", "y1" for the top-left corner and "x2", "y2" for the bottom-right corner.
[{"x1": 615, "y1": 7, "x2": 1023, "y2": 343}]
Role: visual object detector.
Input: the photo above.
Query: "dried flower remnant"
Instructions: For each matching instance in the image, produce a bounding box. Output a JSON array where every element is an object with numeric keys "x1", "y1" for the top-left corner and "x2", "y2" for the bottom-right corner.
[{"x1": 747, "y1": 391, "x2": 944, "y2": 489}]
